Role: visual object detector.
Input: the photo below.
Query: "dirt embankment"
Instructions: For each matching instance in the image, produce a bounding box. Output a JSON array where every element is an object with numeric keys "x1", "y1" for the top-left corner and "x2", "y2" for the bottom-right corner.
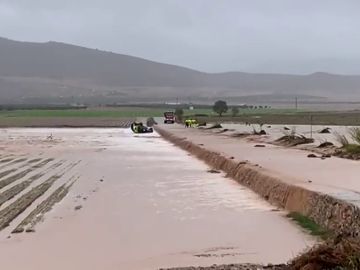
[{"x1": 155, "y1": 127, "x2": 360, "y2": 239}]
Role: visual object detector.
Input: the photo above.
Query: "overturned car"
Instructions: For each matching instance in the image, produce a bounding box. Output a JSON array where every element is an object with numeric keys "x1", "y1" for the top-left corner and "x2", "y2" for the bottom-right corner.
[{"x1": 130, "y1": 122, "x2": 153, "y2": 134}]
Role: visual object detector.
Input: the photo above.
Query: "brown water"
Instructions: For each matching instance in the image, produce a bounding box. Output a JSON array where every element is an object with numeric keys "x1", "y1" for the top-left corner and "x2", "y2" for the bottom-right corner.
[{"x1": 0, "y1": 129, "x2": 314, "y2": 270}]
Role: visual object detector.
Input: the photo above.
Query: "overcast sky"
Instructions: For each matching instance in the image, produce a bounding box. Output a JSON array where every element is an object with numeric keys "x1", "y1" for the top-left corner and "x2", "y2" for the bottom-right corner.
[{"x1": 0, "y1": 0, "x2": 360, "y2": 74}]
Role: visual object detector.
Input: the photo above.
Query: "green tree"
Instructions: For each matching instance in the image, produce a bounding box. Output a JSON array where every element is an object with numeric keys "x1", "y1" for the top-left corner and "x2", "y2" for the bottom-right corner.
[
  {"x1": 213, "y1": 100, "x2": 228, "y2": 117},
  {"x1": 231, "y1": 107, "x2": 239, "y2": 117},
  {"x1": 175, "y1": 108, "x2": 184, "y2": 121}
]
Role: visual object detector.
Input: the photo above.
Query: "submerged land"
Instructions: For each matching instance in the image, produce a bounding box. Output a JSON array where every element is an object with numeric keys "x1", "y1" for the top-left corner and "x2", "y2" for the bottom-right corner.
[
  {"x1": 0, "y1": 127, "x2": 315, "y2": 270},
  {"x1": 0, "y1": 107, "x2": 359, "y2": 269}
]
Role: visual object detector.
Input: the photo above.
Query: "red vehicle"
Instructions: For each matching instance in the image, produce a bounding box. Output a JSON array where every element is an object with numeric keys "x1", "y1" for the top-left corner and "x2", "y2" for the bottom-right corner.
[{"x1": 163, "y1": 111, "x2": 175, "y2": 124}]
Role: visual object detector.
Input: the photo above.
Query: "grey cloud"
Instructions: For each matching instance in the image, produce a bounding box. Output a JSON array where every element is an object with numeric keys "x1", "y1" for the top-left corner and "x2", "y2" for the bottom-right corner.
[{"x1": 0, "y1": 0, "x2": 360, "y2": 74}]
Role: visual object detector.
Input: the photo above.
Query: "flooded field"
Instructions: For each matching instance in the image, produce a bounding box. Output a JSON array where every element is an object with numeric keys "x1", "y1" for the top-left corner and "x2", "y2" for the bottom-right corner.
[
  {"x1": 220, "y1": 123, "x2": 357, "y2": 146},
  {"x1": 0, "y1": 128, "x2": 314, "y2": 270}
]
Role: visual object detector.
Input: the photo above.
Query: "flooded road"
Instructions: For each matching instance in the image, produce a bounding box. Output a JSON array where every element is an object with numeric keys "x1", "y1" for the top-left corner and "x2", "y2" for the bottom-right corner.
[{"x1": 0, "y1": 129, "x2": 314, "y2": 270}]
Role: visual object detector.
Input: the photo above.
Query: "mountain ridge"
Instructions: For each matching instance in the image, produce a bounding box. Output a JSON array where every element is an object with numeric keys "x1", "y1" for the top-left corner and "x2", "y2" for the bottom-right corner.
[{"x1": 1, "y1": 37, "x2": 360, "y2": 104}]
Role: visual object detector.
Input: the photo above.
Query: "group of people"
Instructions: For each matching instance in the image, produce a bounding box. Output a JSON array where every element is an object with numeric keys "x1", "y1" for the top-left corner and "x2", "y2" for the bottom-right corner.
[{"x1": 184, "y1": 119, "x2": 197, "y2": 128}]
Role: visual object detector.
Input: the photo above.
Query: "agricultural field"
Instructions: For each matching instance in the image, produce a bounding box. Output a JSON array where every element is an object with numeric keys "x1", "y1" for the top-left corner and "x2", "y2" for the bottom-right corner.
[
  {"x1": 0, "y1": 106, "x2": 300, "y2": 118},
  {"x1": 0, "y1": 128, "x2": 315, "y2": 270},
  {"x1": 0, "y1": 107, "x2": 164, "y2": 118},
  {"x1": 195, "y1": 110, "x2": 360, "y2": 126},
  {"x1": 1, "y1": 106, "x2": 360, "y2": 127},
  {"x1": 0, "y1": 154, "x2": 80, "y2": 234},
  {"x1": 0, "y1": 108, "x2": 140, "y2": 127}
]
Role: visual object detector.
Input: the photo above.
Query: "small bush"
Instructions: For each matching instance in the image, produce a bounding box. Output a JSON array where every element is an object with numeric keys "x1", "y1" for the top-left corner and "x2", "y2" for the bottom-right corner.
[
  {"x1": 344, "y1": 144, "x2": 360, "y2": 154},
  {"x1": 349, "y1": 127, "x2": 360, "y2": 144},
  {"x1": 290, "y1": 236, "x2": 360, "y2": 270},
  {"x1": 334, "y1": 132, "x2": 349, "y2": 147}
]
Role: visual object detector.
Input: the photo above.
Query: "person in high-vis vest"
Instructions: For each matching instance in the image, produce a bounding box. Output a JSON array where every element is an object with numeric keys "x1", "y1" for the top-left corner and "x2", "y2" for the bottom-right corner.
[{"x1": 191, "y1": 119, "x2": 197, "y2": 127}]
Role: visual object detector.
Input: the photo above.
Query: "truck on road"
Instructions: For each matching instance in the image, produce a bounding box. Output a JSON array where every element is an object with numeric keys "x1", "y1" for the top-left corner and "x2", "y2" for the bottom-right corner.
[{"x1": 163, "y1": 111, "x2": 175, "y2": 124}]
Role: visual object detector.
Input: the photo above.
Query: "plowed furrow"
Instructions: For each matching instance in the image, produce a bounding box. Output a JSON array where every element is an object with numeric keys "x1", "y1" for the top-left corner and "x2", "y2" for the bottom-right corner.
[
  {"x1": 0, "y1": 169, "x2": 17, "y2": 179},
  {"x1": 0, "y1": 172, "x2": 47, "y2": 207},
  {"x1": 0, "y1": 169, "x2": 33, "y2": 190},
  {"x1": 49, "y1": 160, "x2": 64, "y2": 169},
  {"x1": 11, "y1": 158, "x2": 27, "y2": 164},
  {"x1": 27, "y1": 158, "x2": 42, "y2": 164},
  {"x1": 0, "y1": 158, "x2": 54, "y2": 190},
  {"x1": 31, "y1": 158, "x2": 54, "y2": 168},
  {"x1": 0, "y1": 176, "x2": 58, "y2": 231},
  {"x1": 13, "y1": 177, "x2": 78, "y2": 233},
  {"x1": 0, "y1": 158, "x2": 13, "y2": 164}
]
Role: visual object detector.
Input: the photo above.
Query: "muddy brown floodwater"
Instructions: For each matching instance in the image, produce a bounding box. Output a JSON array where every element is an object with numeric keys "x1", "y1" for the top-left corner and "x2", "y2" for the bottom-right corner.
[{"x1": 0, "y1": 128, "x2": 314, "y2": 270}]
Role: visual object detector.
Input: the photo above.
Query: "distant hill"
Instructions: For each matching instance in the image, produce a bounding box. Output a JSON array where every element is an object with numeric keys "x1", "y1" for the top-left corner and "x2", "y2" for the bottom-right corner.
[{"x1": 1, "y1": 37, "x2": 360, "y2": 104}]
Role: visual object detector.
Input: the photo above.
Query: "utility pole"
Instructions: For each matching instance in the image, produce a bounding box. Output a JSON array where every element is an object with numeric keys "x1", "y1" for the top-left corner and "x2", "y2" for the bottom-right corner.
[
  {"x1": 310, "y1": 115, "x2": 313, "y2": 138},
  {"x1": 295, "y1": 97, "x2": 298, "y2": 110}
]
